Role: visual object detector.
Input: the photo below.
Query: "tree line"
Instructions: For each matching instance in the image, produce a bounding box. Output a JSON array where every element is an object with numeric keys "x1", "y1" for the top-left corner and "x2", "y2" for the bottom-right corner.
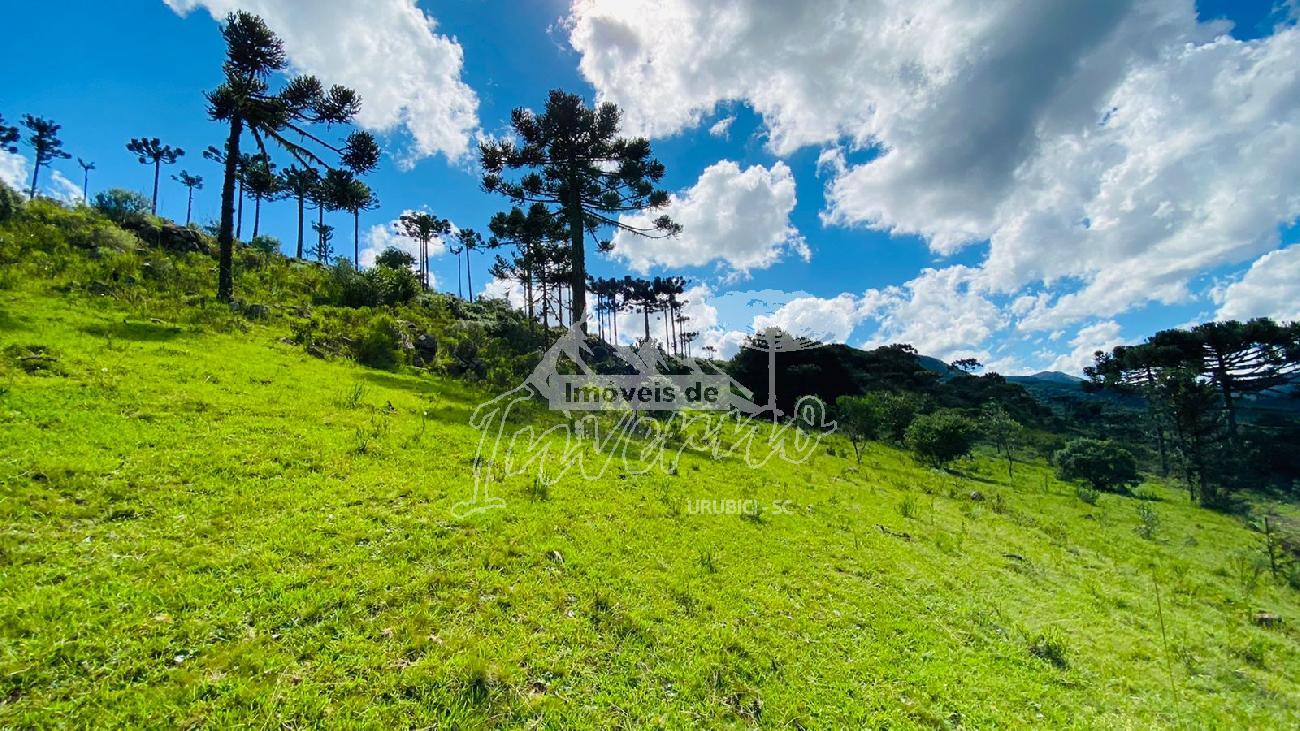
[{"x1": 1087, "y1": 318, "x2": 1300, "y2": 506}]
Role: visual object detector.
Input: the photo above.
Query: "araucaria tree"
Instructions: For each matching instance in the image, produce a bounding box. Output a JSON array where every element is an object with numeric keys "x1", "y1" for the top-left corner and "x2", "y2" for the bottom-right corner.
[
  {"x1": 456, "y1": 228, "x2": 485, "y2": 301},
  {"x1": 76, "y1": 158, "x2": 96, "y2": 203},
  {"x1": 172, "y1": 170, "x2": 204, "y2": 225},
  {"x1": 21, "y1": 115, "x2": 71, "y2": 200},
  {"x1": 126, "y1": 137, "x2": 184, "y2": 215},
  {"x1": 396, "y1": 212, "x2": 450, "y2": 290},
  {"x1": 480, "y1": 89, "x2": 679, "y2": 330},
  {"x1": 279, "y1": 165, "x2": 319, "y2": 259},
  {"x1": 311, "y1": 221, "x2": 335, "y2": 263},
  {"x1": 241, "y1": 153, "x2": 281, "y2": 239},
  {"x1": 487, "y1": 203, "x2": 565, "y2": 326},
  {"x1": 204, "y1": 11, "x2": 379, "y2": 302},
  {"x1": 0, "y1": 115, "x2": 19, "y2": 154},
  {"x1": 329, "y1": 170, "x2": 377, "y2": 265}
]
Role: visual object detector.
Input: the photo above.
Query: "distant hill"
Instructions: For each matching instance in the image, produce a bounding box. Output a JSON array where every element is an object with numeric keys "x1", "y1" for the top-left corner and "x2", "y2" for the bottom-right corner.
[{"x1": 1010, "y1": 370, "x2": 1083, "y2": 384}]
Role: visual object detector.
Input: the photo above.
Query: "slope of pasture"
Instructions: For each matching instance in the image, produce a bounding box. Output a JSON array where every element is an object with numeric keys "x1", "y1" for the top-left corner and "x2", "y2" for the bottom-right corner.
[{"x1": 2, "y1": 288, "x2": 1299, "y2": 728}]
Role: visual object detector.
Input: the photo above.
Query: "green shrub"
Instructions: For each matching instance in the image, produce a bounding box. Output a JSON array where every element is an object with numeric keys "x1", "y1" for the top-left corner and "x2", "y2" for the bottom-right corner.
[
  {"x1": 355, "y1": 314, "x2": 404, "y2": 369},
  {"x1": 248, "y1": 234, "x2": 281, "y2": 255},
  {"x1": 905, "y1": 410, "x2": 979, "y2": 468},
  {"x1": 1028, "y1": 630, "x2": 1070, "y2": 669},
  {"x1": 0, "y1": 179, "x2": 24, "y2": 222},
  {"x1": 328, "y1": 261, "x2": 420, "y2": 308},
  {"x1": 864, "y1": 391, "x2": 925, "y2": 443},
  {"x1": 1135, "y1": 503, "x2": 1160, "y2": 540},
  {"x1": 368, "y1": 265, "x2": 420, "y2": 306},
  {"x1": 1054, "y1": 438, "x2": 1140, "y2": 493},
  {"x1": 1075, "y1": 484, "x2": 1100, "y2": 506},
  {"x1": 93, "y1": 189, "x2": 151, "y2": 226},
  {"x1": 374, "y1": 247, "x2": 416, "y2": 270}
]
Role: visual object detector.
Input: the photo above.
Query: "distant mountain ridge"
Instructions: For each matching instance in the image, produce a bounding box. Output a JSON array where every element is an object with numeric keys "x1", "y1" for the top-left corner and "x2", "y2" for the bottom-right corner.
[{"x1": 1008, "y1": 370, "x2": 1083, "y2": 384}]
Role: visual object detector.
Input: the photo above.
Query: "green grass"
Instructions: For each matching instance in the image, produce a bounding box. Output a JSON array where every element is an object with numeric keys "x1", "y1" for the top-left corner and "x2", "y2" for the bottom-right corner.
[{"x1": 3, "y1": 287, "x2": 1300, "y2": 727}]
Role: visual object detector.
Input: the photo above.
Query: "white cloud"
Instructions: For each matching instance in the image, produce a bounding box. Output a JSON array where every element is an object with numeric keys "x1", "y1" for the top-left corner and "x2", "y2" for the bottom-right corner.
[
  {"x1": 0, "y1": 151, "x2": 85, "y2": 203},
  {"x1": 164, "y1": 0, "x2": 479, "y2": 162},
  {"x1": 569, "y1": 0, "x2": 1300, "y2": 352},
  {"x1": 993, "y1": 28, "x2": 1300, "y2": 331},
  {"x1": 48, "y1": 171, "x2": 83, "y2": 205},
  {"x1": 482, "y1": 274, "x2": 526, "y2": 310},
  {"x1": 1046, "y1": 320, "x2": 1128, "y2": 376},
  {"x1": 609, "y1": 160, "x2": 807, "y2": 274},
  {"x1": 753, "y1": 294, "x2": 863, "y2": 344},
  {"x1": 707, "y1": 115, "x2": 735, "y2": 138},
  {"x1": 1212, "y1": 246, "x2": 1300, "y2": 322},
  {"x1": 0, "y1": 150, "x2": 28, "y2": 193},
  {"x1": 858, "y1": 266, "x2": 1006, "y2": 362}
]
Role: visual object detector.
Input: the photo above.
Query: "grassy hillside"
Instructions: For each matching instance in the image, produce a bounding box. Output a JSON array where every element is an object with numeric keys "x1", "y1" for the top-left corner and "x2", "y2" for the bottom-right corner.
[{"x1": 3, "y1": 208, "x2": 1300, "y2": 727}]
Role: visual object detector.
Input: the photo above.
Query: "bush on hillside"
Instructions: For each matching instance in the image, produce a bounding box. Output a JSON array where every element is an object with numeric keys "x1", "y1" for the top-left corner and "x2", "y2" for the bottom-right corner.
[
  {"x1": 905, "y1": 410, "x2": 979, "y2": 468},
  {"x1": 1054, "y1": 438, "x2": 1141, "y2": 493},
  {"x1": 0, "y1": 180, "x2": 24, "y2": 223},
  {"x1": 328, "y1": 260, "x2": 421, "y2": 308},
  {"x1": 355, "y1": 314, "x2": 404, "y2": 369},
  {"x1": 248, "y1": 234, "x2": 281, "y2": 255},
  {"x1": 836, "y1": 395, "x2": 875, "y2": 463},
  {"x1": 374, "y1": 247, "x2": 416, "y2": 271},
  {"x1": 93, "y1": 189, "x2": 152, "y2": 226},
  {"x1": 863, "y1": 390, "x2": 926, "y2": 443}
]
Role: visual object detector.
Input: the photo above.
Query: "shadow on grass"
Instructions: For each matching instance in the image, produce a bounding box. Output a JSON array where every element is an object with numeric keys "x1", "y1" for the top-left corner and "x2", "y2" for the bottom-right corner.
[
  {"x1": 81, "y1": 320, "x2": 190, "y2": 342},
  {"x1": 357, "y1": 370, "x2": 437, "y2": 395},
  {"x1": 0, "y1": 308, "x2": 25, "y2": 332}
]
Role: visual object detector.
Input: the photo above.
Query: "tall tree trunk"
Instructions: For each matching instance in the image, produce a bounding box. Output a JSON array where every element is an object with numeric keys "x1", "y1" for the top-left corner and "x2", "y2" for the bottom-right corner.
[
  {"x1": 456, "y1": 252, "x2": 463, "y2": 299},
  {"x1": 317, "y1": 204, "x2": 325, "y2": 260},
  {"x1": 29, "y1": 159, "x2": 42, "y2": 200},
  {"x1": 295, "y1": 194, "x2": 305, "y2": 259},
  {"x1": 525, "y1": 266, "x2": 534, "y2": 326},
  {"x1": 151, "y1": 159, "x2": 161, "y2": 215},
  {"x1": 252, "y1": 195, "x2": 261, "y2": 239},
  {"x1": 541, "y1": 277, "x2": 549, "y2": 329},
  {"x1": 82, "y1": 170, "x2": 90, "y2": 204},
  {"x1": 236, "y1": 179, "x2": 244, "y2": 240},
  {"x1": 767, "y1": 347, "x2": 778, "y2": 423},
  {"x1": 1214, "y1": 358, "x2": 1239, "y2": 440},
  {"x1": 466, "y1": 247, "x2": 473, "y2": 302},
  {"x1": 669, "y1": 305, "x2": 678, "y2": 355},
  {"x1": 643, "y1": 303, "x2": 650, "y2": 342},
  {"x1": 185, "y1": 188, "x2": 193, "y2": 226},
  {"x1": 566, "y1": 189, "x2": 587, "y2": 331},
  {"x1": 217, "y1": 116, "x2": 243, "y2": 303}
]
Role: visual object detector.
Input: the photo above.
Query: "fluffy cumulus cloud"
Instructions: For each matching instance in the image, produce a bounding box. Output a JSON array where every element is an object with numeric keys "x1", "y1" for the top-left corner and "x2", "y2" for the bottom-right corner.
[
  {"x1": 48, "y1": 171, "x2": 84, "y2": 205},
  {"x1": 858, "y1": 267, "x2": 1006, "y2": 362},
  {"x1": 164, "y1": 0, "x2": 479, "y2": 162},
  {"x1": 1213, "y1": 246, "x2": 1300, "y2": 322},
  {"x1": 752, "y1": 294, "x2": 863, "y2": 344},
  {"x1": 1047, "y1": 321, "x2": 1128, "y2": 376},
  {"x1": 1, "y1": 151, "x2": 85, "y2": 203},
  {"x1": 0, "y1": 150, "x2": 29, "y2": 193},
  {"x1": 609, "y1": 160, "x2": 807, "y2": 275},
  {"x1": 569, "y1": 0, "x2": 1300, "y2": 357}
]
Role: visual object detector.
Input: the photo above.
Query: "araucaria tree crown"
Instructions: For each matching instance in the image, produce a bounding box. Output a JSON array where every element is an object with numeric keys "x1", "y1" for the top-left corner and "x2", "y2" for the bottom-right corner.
[
  {"x1": 204, "y1": 11, "x2": 379, "y2": 302},
  {"x1": 480, "y1": 89, "x2": 680, "y2": 330}
]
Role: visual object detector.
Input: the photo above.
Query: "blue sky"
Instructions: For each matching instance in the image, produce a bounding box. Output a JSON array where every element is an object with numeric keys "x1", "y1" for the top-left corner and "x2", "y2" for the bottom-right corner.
[{"x1": 3, "y1": 0, "x2": 1298, "y2": 373}]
